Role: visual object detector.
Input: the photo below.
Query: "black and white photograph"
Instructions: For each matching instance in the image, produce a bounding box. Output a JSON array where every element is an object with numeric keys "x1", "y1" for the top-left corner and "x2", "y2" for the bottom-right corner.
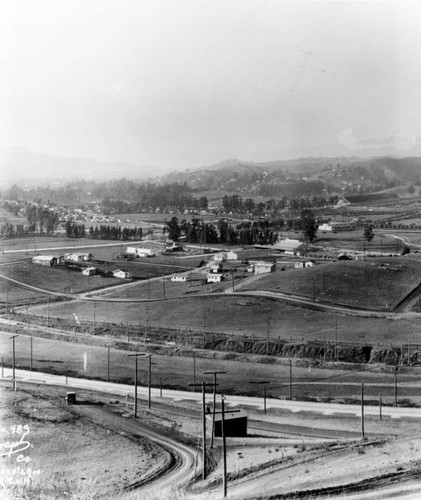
[{"x1": 2, "y1": 0, "x2": 421, "y2": 498}]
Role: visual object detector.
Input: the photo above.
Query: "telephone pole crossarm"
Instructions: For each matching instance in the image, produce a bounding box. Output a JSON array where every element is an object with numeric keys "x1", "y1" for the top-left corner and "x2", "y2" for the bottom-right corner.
[{"x1": 204, "y1": 370, "x2": 227, "y2": 448}]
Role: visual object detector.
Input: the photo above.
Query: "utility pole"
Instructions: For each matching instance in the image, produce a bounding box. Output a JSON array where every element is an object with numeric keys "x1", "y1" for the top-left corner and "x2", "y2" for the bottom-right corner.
[
  {"x1": 162, "y1": 276, "x2": 166, "y2": 296},
  {"x1": 10, "y1": 335, "x2": 18, "y2": 391},
  {"x1": 30, "y1": 336, "x2": 33, "y2": 371},
  {"x1": 189, "y1": 381, "x2": 218, "y2": 481},
  {"x1": 107, "y1": 346, "x2": 111, "y2": 383},
  {"x1": 204, "y1": 370, "x2": 226, "y2": 448},
  {"x1": 251, "y1": 381, "x2": 269, "y2": 414},
  {"x1": 147, "y1": 354, "x2": 153, "y2": 409},
  {"x1": 266, "y1": 316, "x2": 270, "y2": 356},
  {"x1": 289, "y1": 360, "x2": 293, "y2": 400},
  {"x1": 221, "y1": 395, "x2": 227, "y2": 498},
  {"x1": 361, "y1": 382, "x2": 365, "y2": 439},
  {"x1": 127, "y1": 353, "x2": 144, "y2": 418},
  {"x1": 145, "y1": 303, "x2": 149, "y2": 343},
  {"x1": 203, "y1": 308, "x2": 206, "y2": 349},
  {"x1": 206, "y1": 396, "x2": 240, "y2": 498},
  {"x1": 334, "y1": 319, "x2": 338, "y2": 362},
  {"x1": 394, "y1": 367, "x2": 398, "y2": 407},
  {"x1": 193, "y1": 350, "x2": 196, "y2": 388}
]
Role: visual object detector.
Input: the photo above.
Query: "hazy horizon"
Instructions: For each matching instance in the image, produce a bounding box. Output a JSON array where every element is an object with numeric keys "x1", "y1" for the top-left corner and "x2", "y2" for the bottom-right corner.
[{"x1": 2, "y1": 0, "x2": 421, "y2": 179}]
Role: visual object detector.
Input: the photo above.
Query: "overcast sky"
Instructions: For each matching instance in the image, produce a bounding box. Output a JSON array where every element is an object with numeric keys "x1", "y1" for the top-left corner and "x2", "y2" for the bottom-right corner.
[{"x1": 2, "y1": 0, "x2": 421, "y2": 172}]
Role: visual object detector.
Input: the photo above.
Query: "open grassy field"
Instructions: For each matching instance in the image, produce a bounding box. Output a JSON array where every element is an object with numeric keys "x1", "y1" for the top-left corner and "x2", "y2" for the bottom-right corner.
[
  {"x1": 24, "y1": 294, "x2": 421, "y2": 347},
  {"x1": 241, "y1": 256, "x2": 421, "y2": 311},
  {"x1": 314, "y1": 230, "x2": 404, "y2": 254},
  {"x1": 0, "y1": 260, "x2": 121, "y2": 295},
  {"x1": 1, "y1": 331, "x2": 421, "y2": 403}
]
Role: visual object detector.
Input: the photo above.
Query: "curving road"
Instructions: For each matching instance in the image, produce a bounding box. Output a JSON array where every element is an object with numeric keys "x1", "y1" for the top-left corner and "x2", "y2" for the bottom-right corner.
[{"x1": 71, "y1": 404, "x2": 200, "y2": 496}]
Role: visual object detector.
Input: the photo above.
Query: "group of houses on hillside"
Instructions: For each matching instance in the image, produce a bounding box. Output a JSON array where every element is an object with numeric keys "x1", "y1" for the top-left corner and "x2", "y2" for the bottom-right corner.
[{"x1": 32, "y1": 251, "x2": 131, "y2": 279}]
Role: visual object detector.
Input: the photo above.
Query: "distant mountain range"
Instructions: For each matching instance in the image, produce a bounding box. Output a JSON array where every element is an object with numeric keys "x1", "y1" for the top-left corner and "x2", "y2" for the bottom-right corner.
[
  {"x1": 3, "y1": 147, "x2": 421, "y2": 197},
  {"x1": 0, "y1": 147, "x2": 158, "y2": 187}
]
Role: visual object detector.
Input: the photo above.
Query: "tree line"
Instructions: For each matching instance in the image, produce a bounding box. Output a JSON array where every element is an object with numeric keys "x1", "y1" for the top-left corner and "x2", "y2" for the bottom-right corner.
[
  {"x1": 65, "y1": 222, "x2": 143, "y2": 240},
  {"x1": 164, "y1": 210, "x2": 317, "y2": 246},
  {"x1": 222, "y1": 194, "x2": 339, "y2": 216}
]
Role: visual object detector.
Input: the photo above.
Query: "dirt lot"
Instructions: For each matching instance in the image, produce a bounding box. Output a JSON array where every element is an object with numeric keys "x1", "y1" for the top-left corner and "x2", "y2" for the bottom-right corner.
[{"x1": 0, "y1": 383, "x2": 170, "y2": 500}]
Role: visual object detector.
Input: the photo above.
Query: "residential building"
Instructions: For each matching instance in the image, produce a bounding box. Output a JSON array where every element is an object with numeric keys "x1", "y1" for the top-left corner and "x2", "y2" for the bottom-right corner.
[
  {"x1": 113, "y1": 269, "x2": 130, "y2": 279},
  {"x1": 32, "y1": 255, "x2": 57, "y2": 266},
  {"x1": 82, "y1": 266, "x2": 96, "y2": 276},
  {"x1": 171, "y1": 274, "x2": 190, "y2": 282},
  {"x1": 207, "y1": 273, "x2": 224, "y2": 283},
  {"x1": 254, "y1": 261, "x2": 275, "y2": 274}
]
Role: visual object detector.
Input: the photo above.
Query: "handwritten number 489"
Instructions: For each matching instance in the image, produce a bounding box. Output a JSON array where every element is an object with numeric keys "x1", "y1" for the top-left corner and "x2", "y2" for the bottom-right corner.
[{"x1": 10, "y1": 425, "x2": 30, "y2": 435}]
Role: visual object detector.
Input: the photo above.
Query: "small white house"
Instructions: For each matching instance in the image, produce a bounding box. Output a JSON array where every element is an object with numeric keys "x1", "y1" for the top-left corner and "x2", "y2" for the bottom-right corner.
[
  {"x1": 226, "y1": 251, "x2": 238, "y2": 261},
  {"x1": 113, "y1": 269, "x2": 130, "y2": 279},
  {"x1": 294, "y1": 262, "x2": 305, "y2": 269},
  {"x1": 207, "y1": 273, "x2": 224, "y2": 283},
  {"x1": 32, "y1": 255, "x2": 57, "y2": 267},
  {"x1": 82, "y1": 266, "x2": 96, "y2": 276},
  {"x1": 304, "y1": 261, "x2": 314, "y2": 268},
  {"x1": 127, "y1": 246, "x2": 156, "y2": 257},
  {"x1": 213, "y1": 252, "x2": 227, "y2": 261},
  {"x1": 171, "y1": 274, "x2": 190, "y2": 282},
  {"x1": 64, "y1": 252, "x2": 92, "y2": 262},
  {"x1": 208, "y1": 263, "x2": 223, "y2": 274},
  {"x1": 254, "y1": 262, "x2": 276, "y2": 275}
]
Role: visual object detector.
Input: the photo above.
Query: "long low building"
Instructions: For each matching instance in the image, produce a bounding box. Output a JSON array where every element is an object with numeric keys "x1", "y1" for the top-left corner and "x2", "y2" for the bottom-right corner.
[{"x1": 32, "y1": 255, "x2": 57, "y2": 266}]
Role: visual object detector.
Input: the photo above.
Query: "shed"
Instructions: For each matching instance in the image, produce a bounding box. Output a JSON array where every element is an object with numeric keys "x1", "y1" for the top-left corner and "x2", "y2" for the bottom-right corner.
[{"x1": 210, "y1": 411, "x2": 248, "y2": 437}]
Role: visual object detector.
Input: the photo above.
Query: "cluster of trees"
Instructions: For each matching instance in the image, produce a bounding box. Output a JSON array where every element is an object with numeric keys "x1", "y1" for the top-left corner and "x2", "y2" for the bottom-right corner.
[
  {"x1": 222, "y1": 194, "x2": 339, "y2": 216},
  {"x1": 0, "y1": 223, "x2": 28, "y2": 239},
  {"x1": 0, "y1": 202, "x2": 59, "y2": 237},
  {"x1": 65, "y1": 221, "x2": 143, "y2": 240},
  {"x1": 25, "y1": 204, "x2": 59, "y2": 234},
  {"x1": 164, "y1": 210, "x2": 318, "y2": 246}
]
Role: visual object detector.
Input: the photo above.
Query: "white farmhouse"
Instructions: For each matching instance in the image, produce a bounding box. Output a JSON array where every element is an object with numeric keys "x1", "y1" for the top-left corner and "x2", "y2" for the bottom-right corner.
[
  {"x1": 207, "y1": 273, "x2": 224, "y2": 283},
  {"x1": 82, "y1": 266, "x2": 96, "y2": 276},
  {"x1": 254, "y1": 261, "x2": 276, "y2": 275},
  {"x1": 113, "y1": 269, "x2": 130, "y2": 279}
]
